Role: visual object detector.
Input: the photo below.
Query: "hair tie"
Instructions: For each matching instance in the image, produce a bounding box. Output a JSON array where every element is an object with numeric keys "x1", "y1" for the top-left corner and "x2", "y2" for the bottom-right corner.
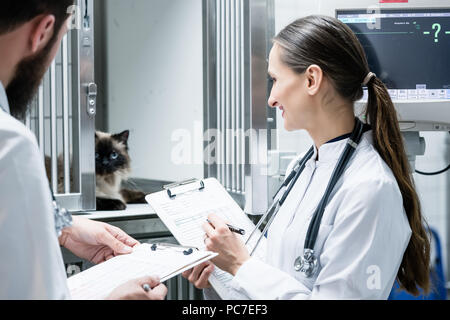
[{"x1": 362, "y1": 72, "x2": 376, "y2": 86}]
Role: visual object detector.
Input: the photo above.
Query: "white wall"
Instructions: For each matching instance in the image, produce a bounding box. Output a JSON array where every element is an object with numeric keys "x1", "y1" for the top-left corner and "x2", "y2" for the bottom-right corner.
[
  {"x1": 274, "y1": 0, "x2": 450, "y2": 281},
  {"x1": 105, "y1": 0, "x2": 204, "y2": 182}
]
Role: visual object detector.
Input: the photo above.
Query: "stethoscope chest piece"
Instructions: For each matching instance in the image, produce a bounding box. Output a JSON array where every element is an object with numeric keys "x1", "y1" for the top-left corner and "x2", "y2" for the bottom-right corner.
[{"x1": 295, "y1": 249, "x2": 319, "y2": 278}]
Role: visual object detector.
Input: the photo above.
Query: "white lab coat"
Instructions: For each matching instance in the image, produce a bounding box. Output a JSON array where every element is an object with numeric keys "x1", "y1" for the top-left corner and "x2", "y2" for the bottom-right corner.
[
  {"x1": 207, "y1": 130, "x2": 412, "y2": 300},
  {"x1": 0, "y1": 82, "x2": 70, "y2": 299}
]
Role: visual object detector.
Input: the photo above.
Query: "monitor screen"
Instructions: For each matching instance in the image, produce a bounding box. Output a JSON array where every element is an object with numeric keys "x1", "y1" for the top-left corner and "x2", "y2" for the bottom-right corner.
[{"x1": 337, "y1": 8, "x2": 450, "y2": 101}]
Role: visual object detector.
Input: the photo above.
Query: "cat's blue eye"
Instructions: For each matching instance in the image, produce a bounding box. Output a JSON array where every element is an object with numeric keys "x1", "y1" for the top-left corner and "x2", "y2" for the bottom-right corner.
[
  {"x1": 110, "y1": 152, "x2": 119, "y2": 160},
  {"x1": 95, "y1": 153, "x2": 100, "y2": 159}
]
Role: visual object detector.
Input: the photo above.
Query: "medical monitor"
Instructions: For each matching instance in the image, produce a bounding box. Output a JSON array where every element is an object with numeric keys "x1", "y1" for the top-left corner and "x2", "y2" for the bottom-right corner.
[{"x1": 336, "y1": 8, "x2": 450, "y2": 130}]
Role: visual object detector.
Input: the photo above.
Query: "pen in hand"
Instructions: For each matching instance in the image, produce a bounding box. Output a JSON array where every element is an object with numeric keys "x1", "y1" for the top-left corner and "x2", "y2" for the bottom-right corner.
[
  {"x1": 206, "y1": 219, "x2": 246, "y2": 236},
  {"x1": 142, "y1": 284, "x2": 151, "y2": 292}
]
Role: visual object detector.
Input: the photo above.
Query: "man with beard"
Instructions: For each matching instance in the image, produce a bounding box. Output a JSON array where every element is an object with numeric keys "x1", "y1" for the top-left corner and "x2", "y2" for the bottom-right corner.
[{"x1": 0, "y1": 1, "x2": 167, "y2": 300}]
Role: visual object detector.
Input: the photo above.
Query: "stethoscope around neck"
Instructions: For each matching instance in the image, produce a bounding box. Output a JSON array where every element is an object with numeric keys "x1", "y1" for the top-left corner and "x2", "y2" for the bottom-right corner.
[{"x1": 245, "y1": 118, "x2": 365, "y2": 278}]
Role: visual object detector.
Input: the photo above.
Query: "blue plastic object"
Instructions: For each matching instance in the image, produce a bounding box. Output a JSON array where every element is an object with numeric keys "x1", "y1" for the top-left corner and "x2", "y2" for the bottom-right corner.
[{"x1": 388, "y1": 227, "x2": 447, "y2": 300}]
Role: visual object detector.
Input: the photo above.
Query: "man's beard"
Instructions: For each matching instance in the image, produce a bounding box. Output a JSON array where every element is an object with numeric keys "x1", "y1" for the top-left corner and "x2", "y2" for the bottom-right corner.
[{"x1": 6, "y1": 41, "x2": 54, "y2": 120}]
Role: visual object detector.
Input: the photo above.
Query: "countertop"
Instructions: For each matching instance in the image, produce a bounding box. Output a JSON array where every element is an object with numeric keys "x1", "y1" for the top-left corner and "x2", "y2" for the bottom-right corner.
[{"x1": 74, "y1": 204, "x2": 157, "y2": 221}]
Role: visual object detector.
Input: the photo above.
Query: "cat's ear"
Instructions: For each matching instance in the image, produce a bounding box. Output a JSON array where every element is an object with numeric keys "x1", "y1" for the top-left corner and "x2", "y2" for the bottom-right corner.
[{"x1": 113, "y1": 130, "x2": 130, "y2": 145}]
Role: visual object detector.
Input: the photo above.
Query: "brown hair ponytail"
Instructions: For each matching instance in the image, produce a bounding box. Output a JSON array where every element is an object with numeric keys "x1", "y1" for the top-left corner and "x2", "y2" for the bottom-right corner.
[
  {"x1": 366, "y1": 76, "x2": 431, "y2": 296},
  {"x1": 274, "y1": 15, "x2": 431, "y2": 296}
]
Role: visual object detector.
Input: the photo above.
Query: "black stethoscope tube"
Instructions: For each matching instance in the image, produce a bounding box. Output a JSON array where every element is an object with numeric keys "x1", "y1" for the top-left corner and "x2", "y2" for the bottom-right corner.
[
  {"x1": 246, "y1": 147, "x2": 314, "y2": 249},
  {"x1": 278, "y1": 147, "x2": 315, "y2": 207},
  {"x1": 272, "y1": 146, "x2": 314, "y2": 204},
  {"x1": 304, "y1": 119, "x2": 365, "y2": 250}
]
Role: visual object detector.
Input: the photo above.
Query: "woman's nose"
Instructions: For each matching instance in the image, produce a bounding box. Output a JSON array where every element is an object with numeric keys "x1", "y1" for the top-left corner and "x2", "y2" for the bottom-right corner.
[{"x1": 268, "y1": 95, "x2": 278, "y2": 108}]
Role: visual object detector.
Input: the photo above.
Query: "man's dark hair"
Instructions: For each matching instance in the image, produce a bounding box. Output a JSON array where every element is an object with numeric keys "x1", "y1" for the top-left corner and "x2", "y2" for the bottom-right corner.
[
  {"x1": 0, "y1": 0, "x2": 75, "y2": 37},
  {"x1": 2, "y1": 0, "x2": 75, "y2": 120}
]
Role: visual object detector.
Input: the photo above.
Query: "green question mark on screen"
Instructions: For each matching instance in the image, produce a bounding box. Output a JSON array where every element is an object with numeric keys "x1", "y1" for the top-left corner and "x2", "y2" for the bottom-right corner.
[{"x1": 432, "y1": 23, "x2": 441, "y2": 43}]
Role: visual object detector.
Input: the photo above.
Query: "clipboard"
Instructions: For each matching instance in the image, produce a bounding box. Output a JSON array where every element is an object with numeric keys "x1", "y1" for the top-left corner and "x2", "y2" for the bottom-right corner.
[
  {"x1": 146, "y1": 178, "x2": 267, "y2": 299},
  {"x1": 163, "y1": 178, "x2": 205, "y2": 199},
  {"x1": 67, "y1": 243, "x2": 218, "y2": 300}
]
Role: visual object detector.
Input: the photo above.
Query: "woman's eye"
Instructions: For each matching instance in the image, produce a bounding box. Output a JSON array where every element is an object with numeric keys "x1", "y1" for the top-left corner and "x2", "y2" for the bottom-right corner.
[{"x1": 110, "y1": 152, "x2": 118, "y2": 160}]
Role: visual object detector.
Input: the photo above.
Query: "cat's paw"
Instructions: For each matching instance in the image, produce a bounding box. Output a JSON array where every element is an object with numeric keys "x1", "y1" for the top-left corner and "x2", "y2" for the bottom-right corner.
[
  {"x1": 130, "y1": 191, "x2": 147, "y2": 204},
  {"x1": 121, "y1": 189, "x2": 147, "y2": 204},
  {"x1": 96, "y1": 198, "x2": 127, "y2": 211}
]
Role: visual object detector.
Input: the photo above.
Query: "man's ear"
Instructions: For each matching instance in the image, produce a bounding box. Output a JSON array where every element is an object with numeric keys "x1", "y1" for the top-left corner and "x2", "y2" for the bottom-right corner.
[
  {"x1": 305, "y1": 64, "x2": 324, "y2": 96},
  {"x1": 29, "y1": 15, "x2": 56, "y2": 54}
]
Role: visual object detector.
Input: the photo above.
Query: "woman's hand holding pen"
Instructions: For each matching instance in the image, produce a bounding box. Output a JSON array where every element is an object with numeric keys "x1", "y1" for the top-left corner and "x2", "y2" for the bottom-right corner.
[
  {"x1": 183, "y1": 213, "x2": 250, "y2": 289},
  {"x1": 203, "y1": 213, "x2": 250, "y2": 276}
]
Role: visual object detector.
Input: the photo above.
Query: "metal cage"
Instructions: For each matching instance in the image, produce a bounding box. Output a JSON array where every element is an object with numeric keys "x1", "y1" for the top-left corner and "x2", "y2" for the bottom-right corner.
[
  {"x1": 26, "y1": 0, "x2": 96, "y2": 212},
  {"x1": 203, "y1": 0, "x2": 276, "y2": 215}
]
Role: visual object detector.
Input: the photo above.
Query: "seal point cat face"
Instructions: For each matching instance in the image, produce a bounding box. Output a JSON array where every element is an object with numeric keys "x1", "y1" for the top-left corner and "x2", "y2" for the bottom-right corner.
[{"x1": 95, "y1": 130, "x2": 131, "y2": 176}]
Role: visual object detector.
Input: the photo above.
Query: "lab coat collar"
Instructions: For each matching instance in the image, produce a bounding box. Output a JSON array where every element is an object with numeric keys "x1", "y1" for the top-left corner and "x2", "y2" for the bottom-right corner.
[
  {"x1": 313, "y1": 131, "x2": 373, "y2": 164},
  {"x1": 0, "y1": 81, "x2": 11, "y2": 114}
]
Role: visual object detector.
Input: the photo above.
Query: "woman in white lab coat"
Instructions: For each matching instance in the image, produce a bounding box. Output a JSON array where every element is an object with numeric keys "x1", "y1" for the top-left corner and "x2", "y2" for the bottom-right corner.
[{"x1": 183, "y1": 15, "x2": 431, "y2": 299}]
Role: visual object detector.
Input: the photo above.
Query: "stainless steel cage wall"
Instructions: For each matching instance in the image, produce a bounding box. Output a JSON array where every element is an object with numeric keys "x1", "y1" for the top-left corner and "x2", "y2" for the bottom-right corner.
[
  {"x1": 203, "y1": 0, "x2": 276, "y2": 214},
  {"x1": 26, "y1": 0, "x2": 96, "y2": 212}
]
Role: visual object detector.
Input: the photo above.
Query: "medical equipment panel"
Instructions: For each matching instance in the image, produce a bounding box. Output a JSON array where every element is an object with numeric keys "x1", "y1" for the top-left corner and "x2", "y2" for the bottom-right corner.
[
  {"x1": 338, "y1": 8, "x2": 450, "y2": 93},
  {"x1": 337, "y1": 7, "x2": 450, "y2": 128}
]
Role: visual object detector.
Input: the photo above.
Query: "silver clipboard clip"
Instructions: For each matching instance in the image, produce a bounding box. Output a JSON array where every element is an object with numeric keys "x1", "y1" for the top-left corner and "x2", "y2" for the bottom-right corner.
[
  {"x1": 150, "y1": 243, "x2": 199, "y2": 256},
  {"x1": 163, "y1": 178, "x2": 205, "y2": 199}
]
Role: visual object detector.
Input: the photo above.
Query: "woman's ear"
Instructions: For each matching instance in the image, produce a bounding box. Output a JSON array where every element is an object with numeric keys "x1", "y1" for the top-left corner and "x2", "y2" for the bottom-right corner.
[
  {"x1": 29, "y1": 15, "x2": 56, "y2": 54},
  {"x1": 305, "y1": 64, "x2": 323, "y2": 96}
]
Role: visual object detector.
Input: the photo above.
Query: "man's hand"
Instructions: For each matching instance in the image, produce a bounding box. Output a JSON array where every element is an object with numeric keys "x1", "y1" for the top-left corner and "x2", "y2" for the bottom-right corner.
[
  {"x1": 106, "y1": 276, "x2": 168, "y2": 300},
  {"x1": 182, "y1": 261, "x2": 215, "y2": 289},
  {"x1": 59, "y1": 216, "x2": 140, "y2": 264}
]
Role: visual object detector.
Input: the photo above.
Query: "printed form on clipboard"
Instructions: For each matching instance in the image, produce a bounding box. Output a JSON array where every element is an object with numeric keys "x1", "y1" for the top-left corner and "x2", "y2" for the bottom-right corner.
[
  {"x1": 145, "y1": 178, "x2": 267, "y2": 299},
  {"x1": 67, "y1": 243, "x2": 218, "y2": 300}
]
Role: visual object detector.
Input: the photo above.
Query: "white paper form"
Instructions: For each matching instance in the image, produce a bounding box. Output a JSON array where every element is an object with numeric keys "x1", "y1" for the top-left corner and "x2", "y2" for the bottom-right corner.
[
  {"x1": 67, "y1": 244, "x2": 217, "y2": 300},
  {"x1": 146, "y1": 178, "x2": 267, "y2": 299}
]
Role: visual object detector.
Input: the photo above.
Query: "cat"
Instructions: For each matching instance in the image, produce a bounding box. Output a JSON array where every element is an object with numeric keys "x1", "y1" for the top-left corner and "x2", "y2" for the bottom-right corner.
[
  {"x1": 95, "y1": 130, "x2": 147, "y2": 211},
  {"x1": 45, "y1": 154, "x2": 70, "y2": 194},
  {"x1": 45, "y1": 130, "x2": 146, "y2": 211}
]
